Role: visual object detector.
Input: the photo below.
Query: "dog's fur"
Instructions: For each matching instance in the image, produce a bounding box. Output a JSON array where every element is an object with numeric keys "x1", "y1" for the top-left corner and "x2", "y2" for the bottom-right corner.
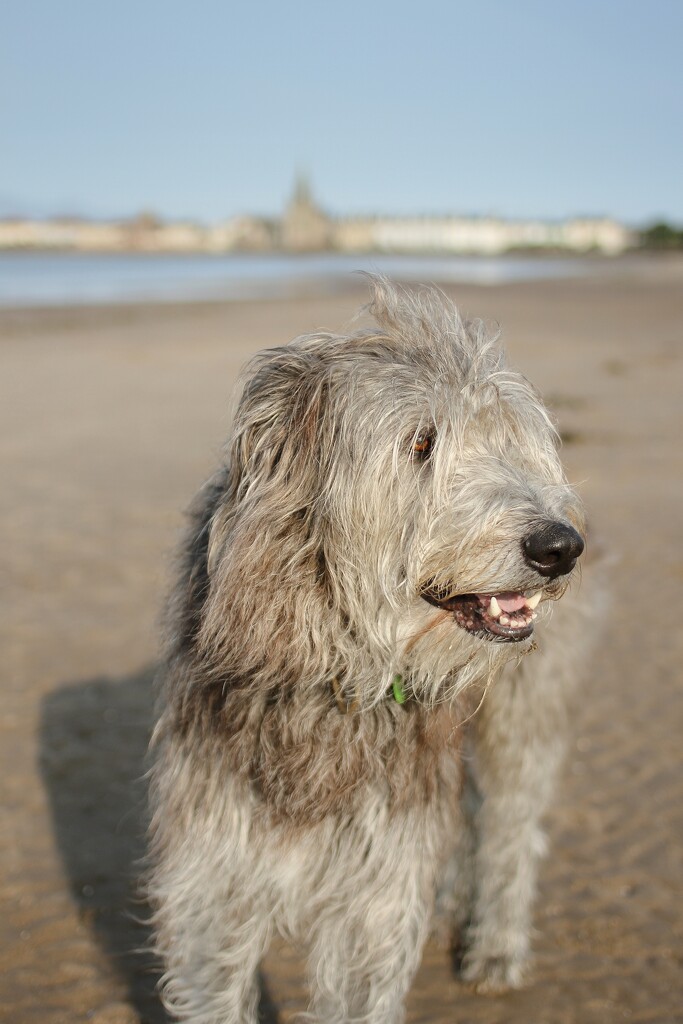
[{"x1": 148, "y1": 280, "x2": 604, "y2": 1022}]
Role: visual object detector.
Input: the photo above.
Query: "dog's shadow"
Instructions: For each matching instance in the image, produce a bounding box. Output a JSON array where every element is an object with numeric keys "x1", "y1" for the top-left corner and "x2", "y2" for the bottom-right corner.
[{"x1": 39, "y1": 666, "x2": 280, "y2": 1024}]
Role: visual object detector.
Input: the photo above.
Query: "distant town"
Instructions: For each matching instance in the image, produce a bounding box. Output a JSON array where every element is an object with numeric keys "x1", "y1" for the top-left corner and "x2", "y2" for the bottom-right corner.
[{"x1": 0, "y1": 177, "x2": 640, "y2": 256}]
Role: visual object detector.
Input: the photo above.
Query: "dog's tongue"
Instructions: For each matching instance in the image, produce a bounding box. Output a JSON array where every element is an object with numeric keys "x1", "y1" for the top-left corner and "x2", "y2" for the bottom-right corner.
[{"x1": 495, "y1": 592, "x2": 527, "y2": 612}]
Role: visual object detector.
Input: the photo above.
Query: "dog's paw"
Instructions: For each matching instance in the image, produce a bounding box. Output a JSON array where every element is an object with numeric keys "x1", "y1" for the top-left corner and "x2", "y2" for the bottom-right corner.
[{"x1": 459, "y1": 949, "x2": 527, "y2": 994}]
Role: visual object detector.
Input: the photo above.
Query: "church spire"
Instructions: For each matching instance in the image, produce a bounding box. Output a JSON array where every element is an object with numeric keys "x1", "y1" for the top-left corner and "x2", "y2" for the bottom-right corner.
[{"x1": 291, "y1": 171, "x2": 313, "y2": 207}]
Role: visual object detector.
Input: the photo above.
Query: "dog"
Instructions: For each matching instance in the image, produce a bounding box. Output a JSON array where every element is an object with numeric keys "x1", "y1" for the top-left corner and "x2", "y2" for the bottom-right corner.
[{"x1": 147, "y1": 279, "x2": 603, "y2": 1022}]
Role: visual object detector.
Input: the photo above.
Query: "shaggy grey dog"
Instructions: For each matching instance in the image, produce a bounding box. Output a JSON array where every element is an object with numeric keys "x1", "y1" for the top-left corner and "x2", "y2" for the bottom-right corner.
[{"x1": 148, "y1": 280, "x2": 602, "y2": 1023}]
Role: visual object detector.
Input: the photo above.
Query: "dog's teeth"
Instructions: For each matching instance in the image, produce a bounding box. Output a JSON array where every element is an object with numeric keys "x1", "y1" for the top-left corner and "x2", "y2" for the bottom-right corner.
[
  {"x1": 499, "y1": 614, "x2": 510, "y2": 626},
  {"x1": 489, "y1": 596, "x2": 502, "y2": 618},
  {"x1": 526, "y1": 590, "x2": 542, "y2": 609}
]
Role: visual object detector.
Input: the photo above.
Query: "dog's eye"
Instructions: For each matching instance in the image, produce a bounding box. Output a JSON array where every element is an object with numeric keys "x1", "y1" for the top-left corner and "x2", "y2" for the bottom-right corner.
[{"x1": 411, "y1": 430, "x2": 435, "y2": 460}]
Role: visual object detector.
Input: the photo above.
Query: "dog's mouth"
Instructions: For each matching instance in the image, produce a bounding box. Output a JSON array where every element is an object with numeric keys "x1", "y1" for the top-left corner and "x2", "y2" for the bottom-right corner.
[{"x1": 421, "y1": 587, "x2": 542, "y2": 642}]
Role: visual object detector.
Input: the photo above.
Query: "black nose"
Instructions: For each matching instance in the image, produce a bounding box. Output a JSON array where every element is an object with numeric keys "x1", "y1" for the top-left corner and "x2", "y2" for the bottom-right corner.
[{"x1": 522, "y1": 521, "x2": 585, "y2": 578}]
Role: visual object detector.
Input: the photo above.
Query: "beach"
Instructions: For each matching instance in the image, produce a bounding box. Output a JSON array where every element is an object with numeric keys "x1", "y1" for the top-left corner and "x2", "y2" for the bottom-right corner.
[{"x1": 1, "y1": 261, "x2": 682, "y2": 1023}]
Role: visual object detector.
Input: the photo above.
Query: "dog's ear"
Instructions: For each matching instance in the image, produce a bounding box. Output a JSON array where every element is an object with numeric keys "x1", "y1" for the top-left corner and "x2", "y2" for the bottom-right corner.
[
  {"x1": 201, "y1": 348, "x2": 330, "y2": 673},
  {"x1": 231, "y1": 348, "x2": 328, "y2": 509},
  {"x1": 207, "y1": 347, "x2": 329, "y2": 574}
]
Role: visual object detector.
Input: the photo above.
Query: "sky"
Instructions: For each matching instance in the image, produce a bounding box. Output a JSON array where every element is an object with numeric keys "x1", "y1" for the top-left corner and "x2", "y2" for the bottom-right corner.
[{"x1": 2, "y1": 0, "x2": 682, "y2": 225}]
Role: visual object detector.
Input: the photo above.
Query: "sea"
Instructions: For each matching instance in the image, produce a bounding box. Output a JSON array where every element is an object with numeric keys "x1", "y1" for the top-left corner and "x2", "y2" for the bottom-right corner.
[{"x1": 0, "y1": 251, "x2": 591, "y2": 308}]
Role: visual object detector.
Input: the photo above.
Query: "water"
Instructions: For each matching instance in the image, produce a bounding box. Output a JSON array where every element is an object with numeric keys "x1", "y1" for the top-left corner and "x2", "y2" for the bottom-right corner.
[{"x1": 0, "y1": 251, "x2": 591, "y2": 308}]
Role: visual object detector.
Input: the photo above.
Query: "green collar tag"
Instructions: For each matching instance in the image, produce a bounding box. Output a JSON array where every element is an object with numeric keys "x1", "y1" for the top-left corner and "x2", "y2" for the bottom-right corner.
[{"x1": 392, "y1": 674, "x2": 407, "y2": 704}]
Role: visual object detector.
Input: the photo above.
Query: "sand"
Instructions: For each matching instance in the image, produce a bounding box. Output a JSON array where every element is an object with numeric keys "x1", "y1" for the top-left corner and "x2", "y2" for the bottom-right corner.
[{"x1": 1, "y1": 261, "x2": 682, "y2": 1023}]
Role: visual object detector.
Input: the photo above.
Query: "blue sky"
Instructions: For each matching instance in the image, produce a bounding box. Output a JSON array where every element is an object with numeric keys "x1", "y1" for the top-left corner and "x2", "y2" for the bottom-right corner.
[{"x1": 2, "y1": 0, "x2": 681, "y2": 224}]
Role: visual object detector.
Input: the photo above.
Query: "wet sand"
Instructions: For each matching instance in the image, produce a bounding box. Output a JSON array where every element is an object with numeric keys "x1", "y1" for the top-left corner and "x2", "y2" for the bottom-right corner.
[{"x1": 1, "y1": 262, "x2": 682, "y2": 1023}]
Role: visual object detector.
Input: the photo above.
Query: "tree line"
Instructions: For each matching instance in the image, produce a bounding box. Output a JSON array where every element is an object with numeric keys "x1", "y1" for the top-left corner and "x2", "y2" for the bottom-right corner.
[{"x1": 640, "y1": 222, "x2": 683, "y2": 249}]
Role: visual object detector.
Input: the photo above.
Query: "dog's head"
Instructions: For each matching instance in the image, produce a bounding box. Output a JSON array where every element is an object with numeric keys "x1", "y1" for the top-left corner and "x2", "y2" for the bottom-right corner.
[{"x1": 201, "y1": 279, "x2": 585, "y2": 705}]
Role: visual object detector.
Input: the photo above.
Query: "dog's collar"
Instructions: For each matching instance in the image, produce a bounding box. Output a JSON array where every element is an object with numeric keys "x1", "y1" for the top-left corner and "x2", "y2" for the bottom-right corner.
[
  {"x1": 391, "y1": 674, "x2": 407, "y2": 704},
  {"x1": 331, "y1": 674, "x2": 407, "y2": 714}
]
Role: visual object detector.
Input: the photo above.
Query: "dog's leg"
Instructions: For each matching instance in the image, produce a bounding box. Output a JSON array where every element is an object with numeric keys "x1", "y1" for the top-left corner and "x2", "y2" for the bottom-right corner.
[
  {"x1": 307, "y1": 907, "x2": 428, "y2": 1024},
  {"x1": 305, "y1": 834, "x2": 436, "y2": 1024},
  {"x1": 150, "y1": 777, "x2": 274, "y2": 1024},
  {"x1": 433, "y1": 769, "x2": 478, "y2": 956},
  {"x1": 460, "y1": 582, "x2": 604, "y2": 992},
  {"x1": 458, "y1": 672, "x2": 562, "y2": 993},
  {"x1": 156, "y1": 889, "x2": 272, "y2": 1024}
]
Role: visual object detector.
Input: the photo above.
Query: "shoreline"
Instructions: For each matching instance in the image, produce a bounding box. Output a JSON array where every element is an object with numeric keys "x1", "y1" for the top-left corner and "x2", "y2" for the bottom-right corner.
[
  {"x1": 3, "y1": 250, "x2": 682, "y2": 317},
  {"x1": 0, "y1": 253, "x2": 681, "y2": 341}
]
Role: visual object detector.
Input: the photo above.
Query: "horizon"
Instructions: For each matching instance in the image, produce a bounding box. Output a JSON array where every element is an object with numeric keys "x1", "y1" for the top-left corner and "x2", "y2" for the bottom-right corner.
[
  {"x1": 3, "y1": 1, "x2": 682, "y2": 225},
  {"x1": 0, "y1": 174, "x2": 667, "y2": 229},
  {"x1": 0, "y1": 192, "x2": 657, "y2": 229}
]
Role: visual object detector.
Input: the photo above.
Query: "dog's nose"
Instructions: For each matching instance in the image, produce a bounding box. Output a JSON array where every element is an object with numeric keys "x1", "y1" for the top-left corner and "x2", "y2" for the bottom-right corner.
[{"x1": 522, "y1": 522, "x2": 584, "y2": 578}]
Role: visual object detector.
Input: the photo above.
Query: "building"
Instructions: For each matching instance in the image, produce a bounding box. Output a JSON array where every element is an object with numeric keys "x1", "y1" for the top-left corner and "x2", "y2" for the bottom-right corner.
[
  {"x1": 280, "y1": 175, "x2": 332, "y2": 251},
  {"x1": 0, "y1": 179, "x2": 635, "y2": 256},
  {"x1": 332, "y1": 213, "x2": 634, "y2": 255}
]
